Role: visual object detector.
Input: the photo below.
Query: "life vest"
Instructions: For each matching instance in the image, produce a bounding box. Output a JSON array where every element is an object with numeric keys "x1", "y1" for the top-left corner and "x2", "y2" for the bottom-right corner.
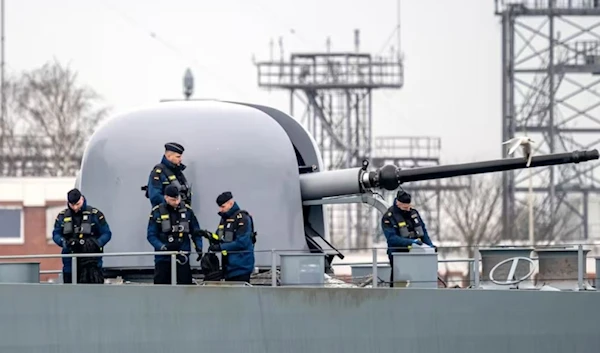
[
  {"x1": 143, "y1": 163, "x2": 192, "y2": 202},
  {"x1": 386, "y1": 208, "x2": 425, "y2": 239},
  {"x1": 216, "y1": 210, "x2": 257, "y2": 244},
  {"x1": 158, "y1": 203, "x2": 190, "y2": 248},
  {"x1": 62, "y1": 206, "x2": 93, "y2": 240}
]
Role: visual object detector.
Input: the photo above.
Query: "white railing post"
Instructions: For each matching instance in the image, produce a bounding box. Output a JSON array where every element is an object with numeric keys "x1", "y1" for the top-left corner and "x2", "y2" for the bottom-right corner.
[
  {"x1": 170, "y1": 253, "x2": 177, "y2": 286},
  {"x1": 473, "y1": 246, "x2": 480, "y2": 288},
  {"x1": 271, "y1": 249, "x2": 277, "y2": 287},
  {"x1": 372, "y1": 248, "x2": 378, "y2": 288},
  {"x1": 577, "y1": 244, "x2": 584, "y2": 290},
  {"x1": 71, "y1": 255, "x2": 77, "y2": 284}
]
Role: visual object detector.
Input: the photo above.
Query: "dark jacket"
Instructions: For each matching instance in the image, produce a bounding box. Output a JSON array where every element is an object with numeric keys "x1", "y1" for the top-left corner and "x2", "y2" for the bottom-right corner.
[
  {"x1": 217, "y1": 202, "x2": 255, "y2": 279},
  {"x1": 381, "y1": 205, "x2": 433, "y2": 255},
  {"x1": 51, "y1": 199, "x2": 112, "y2": 273},
  {"x1": 146, "y1": 156, "x2": 189, "y2": 208},
  {"x1": 147, "y1": 201, "x2": 203, "y2": 263}
]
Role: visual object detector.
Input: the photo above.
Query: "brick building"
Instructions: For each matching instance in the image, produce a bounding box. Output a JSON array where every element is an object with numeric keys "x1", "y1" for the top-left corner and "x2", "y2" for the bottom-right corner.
[{"x1": 0, "y1": 177, "x2": 76, "y2": 280}]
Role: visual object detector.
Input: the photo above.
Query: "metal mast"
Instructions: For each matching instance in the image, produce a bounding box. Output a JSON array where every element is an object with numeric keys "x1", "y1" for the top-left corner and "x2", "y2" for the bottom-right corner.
[
  {"x1": 255, "y1": 30, "x2": 404, "y2": 248},
  {"x1": 496, "y1": 0, "x2": 600, "y2": 241}
]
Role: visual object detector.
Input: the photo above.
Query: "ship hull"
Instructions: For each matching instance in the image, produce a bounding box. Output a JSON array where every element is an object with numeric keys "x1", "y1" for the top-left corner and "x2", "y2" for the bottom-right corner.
[{"x1": 0, "y1": 284, "x2": 599, "y2": 352}]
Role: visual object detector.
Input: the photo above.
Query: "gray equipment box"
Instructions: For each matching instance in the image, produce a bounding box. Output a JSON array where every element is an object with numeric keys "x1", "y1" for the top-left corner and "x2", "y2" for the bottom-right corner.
[{"x1": 392, "y1": 251, "x2": 438, "y2": 288}]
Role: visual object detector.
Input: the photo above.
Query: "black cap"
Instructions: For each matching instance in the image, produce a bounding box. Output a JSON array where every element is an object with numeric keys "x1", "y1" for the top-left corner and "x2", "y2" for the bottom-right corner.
[
  {"x1": 164, "y1": 142, "x2": 184, "y2": 154},
  {"x1": 67, "y1": 188, "x2": 82, "y2": 204},
  {"x1": 396, "y1": 190, "x2": 411, "y2": 203},
  {"x1": 165, "y1": 185, "x2": 180, "y2": 198},
  {"x1": 216, "y1": 191, "x2": 233, "y2": 206}
]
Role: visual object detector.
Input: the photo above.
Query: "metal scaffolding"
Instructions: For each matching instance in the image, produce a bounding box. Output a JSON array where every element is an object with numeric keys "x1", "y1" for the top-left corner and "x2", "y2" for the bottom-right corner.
[
  {"x1": 496, "y1": 0, "x2": 600, "y2": 240},
  {"x1": 370, "y1": 136, "x2": 443, "y2": 240},
  {"x1": 255, "y1": 30, "x2": 404, "y2": 248}
]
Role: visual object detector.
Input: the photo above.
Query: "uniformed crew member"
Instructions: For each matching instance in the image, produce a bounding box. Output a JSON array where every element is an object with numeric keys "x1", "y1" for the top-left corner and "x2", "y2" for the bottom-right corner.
[
  {"x1": 147, "y1": 185, "x2": 204, "y2": 285},
  {"x1": 381, "y1": 190, "x2": 435, "y2": 287},
  {"x1": 51, "y1": 188, "x2": 112, "y2": 284},
  {"x1": 143, "y1": 142, "x2": 192, "y2": 208},
  {"x1": 207, "y1": 191, "x2": 256, "y2": 283}
]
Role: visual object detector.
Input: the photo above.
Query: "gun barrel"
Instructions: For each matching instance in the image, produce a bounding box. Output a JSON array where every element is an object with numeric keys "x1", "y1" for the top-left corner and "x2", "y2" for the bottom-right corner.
[
  {"x1": 299, "y1": 149, "x2": 599, "y2": 200},
  {"x1": 396, "y1": 149, "x2": 599, "y2": 184}
]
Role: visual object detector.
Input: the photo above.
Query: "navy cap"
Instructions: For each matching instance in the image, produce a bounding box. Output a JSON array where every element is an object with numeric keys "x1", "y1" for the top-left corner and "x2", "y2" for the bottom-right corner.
[
  {"x1": 165, "y1": 142, "x2": 184, "y2": 154},
  {"x1": 67, "y1": 189, "x2": 82, "y2": 204},
  {"x1": 396, "y1": 190, "x2": 411, "y2": 203},
  {"x1": 165, "y1": 185, "x2": 180, "y2": 198},
  {"x1": 216, "y1": 191, "x2": 233, "y2": 206}
]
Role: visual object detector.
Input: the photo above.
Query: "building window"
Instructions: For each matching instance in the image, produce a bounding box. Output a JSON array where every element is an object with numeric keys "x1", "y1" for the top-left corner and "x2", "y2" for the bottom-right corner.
[
  {"x1": 0, "y1": 206, "x2": 24, "y2": 245},
  {"x1": 46, "y1": 206, "x2": 65, "y2": 242}
]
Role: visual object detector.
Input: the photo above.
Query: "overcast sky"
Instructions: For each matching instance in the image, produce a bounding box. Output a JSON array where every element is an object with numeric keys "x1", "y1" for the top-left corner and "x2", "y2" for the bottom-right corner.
[
  {"x1": 7, "y1": 0, "x2": 600, "y2": 239},
  {"x1": 7, "y1": 0, "x2": 502, "y2": 164}
]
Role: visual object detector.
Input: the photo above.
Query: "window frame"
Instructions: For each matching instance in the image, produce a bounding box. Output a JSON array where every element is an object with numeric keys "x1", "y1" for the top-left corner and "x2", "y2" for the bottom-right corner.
[
  {"x1": 46, "y1": 205, "x2": 65, "y2": 244},
  {"x1": 0, "y1": 205, "x2": 25, "y2": 245}
]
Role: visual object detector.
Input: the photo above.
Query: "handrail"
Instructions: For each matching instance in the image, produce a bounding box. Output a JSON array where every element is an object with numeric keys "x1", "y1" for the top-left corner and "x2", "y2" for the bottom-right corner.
[
  {"x1": 0, "y1": 250, "x2": 193, "y2": 286},
  {"x1": 0, "y1": 250, "x2": 186, "y2": 260},
  {"x1": 1, "y1": 245, "x2": 597, "y2": 288}
]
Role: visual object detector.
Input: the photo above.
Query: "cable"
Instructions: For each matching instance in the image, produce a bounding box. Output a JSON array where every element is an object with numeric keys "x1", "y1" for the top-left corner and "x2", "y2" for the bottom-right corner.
[{"x1": 96, "y1": 1, "x2": 247, "y2": 97}]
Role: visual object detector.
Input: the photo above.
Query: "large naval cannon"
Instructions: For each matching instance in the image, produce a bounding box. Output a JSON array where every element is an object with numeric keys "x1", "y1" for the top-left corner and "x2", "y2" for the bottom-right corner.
[{"x1": 75, "y1": 100, "x2": 599, "y2": 278}]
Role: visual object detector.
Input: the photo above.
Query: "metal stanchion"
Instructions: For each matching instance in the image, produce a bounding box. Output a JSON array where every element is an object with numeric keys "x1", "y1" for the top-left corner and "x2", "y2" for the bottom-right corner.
[
  {"x1": 271, "y1": 249, "x2": 277, "y2": 287},
  {"x1": 372, "y1": 248, "x2": 378, "y2": 288},
  {"x1": 71, "y1": 255, "x2": 77, "y2": 284},
  {"x1": 171, "y1": 254, "x2": 177, "y2": 285},
  {"x1": 578, "y1": 244, "x2": 584, "y2": 291},
  {"x1": 473, "y1": 246, "x2": 480, "y2": 288}
]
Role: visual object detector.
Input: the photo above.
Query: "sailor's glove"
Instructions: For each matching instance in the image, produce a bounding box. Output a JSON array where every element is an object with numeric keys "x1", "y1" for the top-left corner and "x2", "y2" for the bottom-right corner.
[
  {"x1": 89, "y1": 238, "x2": 102, "y2": 250},
  {"x1": 203, "y1": 230, "x2": 221, "y2": 243},
  {"x1": 67, "y1": 238, "x2": 78, "y2": 248},
  {"x1": 208, "y1": 243, "x2": 221, "y2": 252}
]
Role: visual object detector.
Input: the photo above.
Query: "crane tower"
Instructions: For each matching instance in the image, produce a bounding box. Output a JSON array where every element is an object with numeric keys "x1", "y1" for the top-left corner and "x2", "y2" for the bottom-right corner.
[{"x1": 496, "y1": 0, "x2": 600, "y2": 241}]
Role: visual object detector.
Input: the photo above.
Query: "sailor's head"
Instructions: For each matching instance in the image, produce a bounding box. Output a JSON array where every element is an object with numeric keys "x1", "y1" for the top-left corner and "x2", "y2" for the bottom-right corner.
[
  {"x1": 216, "y1": 191, "x2": 234, "y2": 213},
  {"x1": 67, "y1": 188, "x2": 84, "y2": 212},
  {"x1": 164, "y1": 185, "x2": 181, "y2": 207},
  {"x1": 395, "y1": 190, "x2": 412, "y2": 211},
  {"x1": 164, "y1": 142, "x2": 184, "y2": 166}
]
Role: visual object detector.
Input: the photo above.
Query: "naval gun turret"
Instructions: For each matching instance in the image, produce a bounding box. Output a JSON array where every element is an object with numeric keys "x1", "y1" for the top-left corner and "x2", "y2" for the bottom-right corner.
[{"x1": 76, "y1": 100, "x2": 599, "y2": 279}]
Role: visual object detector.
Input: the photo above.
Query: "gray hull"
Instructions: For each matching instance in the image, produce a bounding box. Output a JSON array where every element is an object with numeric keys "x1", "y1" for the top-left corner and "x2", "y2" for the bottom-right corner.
[{"x1": 1, "y1": 283, "x2": 598, "y2": 353}]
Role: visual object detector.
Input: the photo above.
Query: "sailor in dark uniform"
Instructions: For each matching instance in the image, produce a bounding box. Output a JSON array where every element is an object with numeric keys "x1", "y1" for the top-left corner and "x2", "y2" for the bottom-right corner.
[
  {"x1": 147, "y1": 185, "x2": 204, "y2": 285},
  {"x1": 51, "y1": 188, "x2": 112, "y2": 284},
  {"x1": 207, "y1": 191, "x2": 256, "y2": 283},
  {"x1": 143, "y1": 142, "x2": 193, "y2": 208},
  {"x1": 381, "y1": 190, "x2": 435, "y2": 287}
]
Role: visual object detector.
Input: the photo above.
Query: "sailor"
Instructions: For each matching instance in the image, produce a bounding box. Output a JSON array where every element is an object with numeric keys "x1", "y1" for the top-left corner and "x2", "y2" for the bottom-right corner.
[
  {"x1": 142, "y1": 142, "x2": 193, "y2": 208},
  {"x1": 381, "y1": 189, "x2": 435, "y2": 287},
  {"x1": 51, "y1": 188, "x2": 112, "y2": 284},
  {"x1": 147, "y1": 185, "x2": 204, "y2": 285},
  {"x1": 207, "y1": 191, "x2": 256, "y2": 283}
]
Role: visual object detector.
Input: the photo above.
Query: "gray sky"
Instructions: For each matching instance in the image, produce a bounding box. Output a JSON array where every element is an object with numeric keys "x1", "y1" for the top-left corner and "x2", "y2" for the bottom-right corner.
[
  {"x1": 7, "y1": 0, "x2": 501, "y2": 163},
  {"x1": 7, "y1": 0, "x2": 600, "y2": 239}
]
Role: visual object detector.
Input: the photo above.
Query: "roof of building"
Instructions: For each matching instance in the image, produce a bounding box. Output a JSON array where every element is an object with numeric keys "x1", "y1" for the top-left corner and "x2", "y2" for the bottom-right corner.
[{"x1": 0, "y1": 177, "x2": 76, "y2": 205}]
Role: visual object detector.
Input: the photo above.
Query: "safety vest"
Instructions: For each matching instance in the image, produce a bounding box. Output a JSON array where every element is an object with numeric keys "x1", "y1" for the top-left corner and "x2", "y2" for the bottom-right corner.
[
  {"x1": 155, "y1": 163, "x2": 192, "y2": 202},
  {"x1": 158, "y1": 203, "x2": 190, "y2": 247},
  {"x1": 216, "y1": 210, "x2": 257, "y2": 244},
  {"x1": 386, "y1": 208, "x2": 425, "y2": 239},
  {"x1": 62, "y1": 206, "x2": 93, "y2": 239}
]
